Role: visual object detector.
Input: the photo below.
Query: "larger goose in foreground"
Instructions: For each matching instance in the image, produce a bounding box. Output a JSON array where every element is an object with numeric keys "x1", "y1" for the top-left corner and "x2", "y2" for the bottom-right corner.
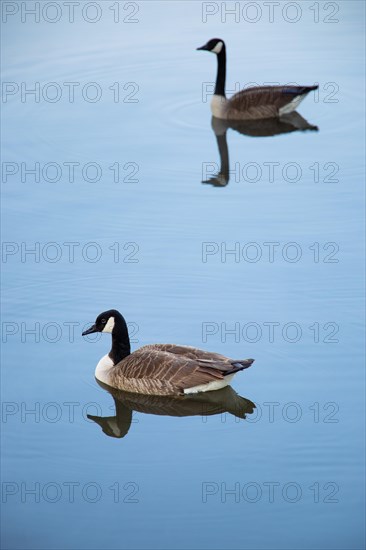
[
  {"x1": 82, "y1": 309, "x2": 254, "y2": 396},
  {"x1": 197, "y1": 38, "x2": 318, "y2": 120}
]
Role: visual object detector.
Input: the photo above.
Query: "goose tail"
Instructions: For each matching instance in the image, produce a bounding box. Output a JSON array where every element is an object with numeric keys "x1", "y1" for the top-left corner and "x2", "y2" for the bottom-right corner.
[
  {"x1": 227, "y1": 358, "x2": 255, "y2": 374},
  {"x1": 302, "y1": 85, "x2": 318, "y2": 93},
  {"x1": 284, "y1": 85, "x2": 318, "y2": 94}
]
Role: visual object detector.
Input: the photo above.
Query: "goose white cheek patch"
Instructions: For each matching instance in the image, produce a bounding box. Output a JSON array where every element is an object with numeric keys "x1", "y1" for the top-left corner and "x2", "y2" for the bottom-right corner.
[
  {"x1": 102, "y1": 317, "x2": 115, "y2": 333},
  {"x1": 212, "y1": 41, "x2": 223, "y2": 54}
]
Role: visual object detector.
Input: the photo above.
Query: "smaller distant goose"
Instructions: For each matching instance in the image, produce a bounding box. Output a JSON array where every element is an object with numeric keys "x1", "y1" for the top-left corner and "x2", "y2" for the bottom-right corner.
[
  {"x1": 197, "y1": 38, "x2": 318, "y2": 120},
  {"x1": 82, "y1": 309, "x2": 254, "y2": 396}
]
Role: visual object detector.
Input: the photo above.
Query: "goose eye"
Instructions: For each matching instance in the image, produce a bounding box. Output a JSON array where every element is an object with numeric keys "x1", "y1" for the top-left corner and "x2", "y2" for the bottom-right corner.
[{"x1": 101, "y1": 318, "x2": 106, "y2": 324}]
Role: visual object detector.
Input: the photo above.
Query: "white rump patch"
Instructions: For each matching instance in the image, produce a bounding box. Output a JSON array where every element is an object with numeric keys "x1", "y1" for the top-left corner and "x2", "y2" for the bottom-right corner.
[
  {"x1": 212, "y1": 41, "x2": 223, "y2": 54},
  {"x1": 279, "y1": 94, "x2": 306, "y2": 115},
  {"x1": 184, "y1": 374, "x2": 235, "y2": 395},
  {"x1": 102, "y1": 317, "x2": 115, "y2": 333}
]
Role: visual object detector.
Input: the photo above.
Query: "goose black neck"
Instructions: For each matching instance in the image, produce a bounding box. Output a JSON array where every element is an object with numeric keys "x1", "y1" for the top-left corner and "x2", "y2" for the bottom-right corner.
[
  {"x1": 215, "y1": 47, "x2": 226, "y2": 97},
  {"x1": 108, "y1": 315, "x2": 131, "y2": 365}
]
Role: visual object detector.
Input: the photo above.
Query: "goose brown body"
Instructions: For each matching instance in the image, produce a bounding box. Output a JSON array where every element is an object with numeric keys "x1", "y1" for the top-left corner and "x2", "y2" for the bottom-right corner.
[
  {"x1": 107, "y1": 344, "x2": 254, "y2": 396},
  {"x1": 222, "y1": 85, "x2": 319, "y2": 120}
]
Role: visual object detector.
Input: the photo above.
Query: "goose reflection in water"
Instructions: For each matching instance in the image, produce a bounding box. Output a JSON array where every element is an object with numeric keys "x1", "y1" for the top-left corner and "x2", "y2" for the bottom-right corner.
[
  {"x1": 202, "y1": 113, "x2": 318, "y2": 187},
  {"x1": 88, "y1": 380, "x2": 256, "y2": 439}
]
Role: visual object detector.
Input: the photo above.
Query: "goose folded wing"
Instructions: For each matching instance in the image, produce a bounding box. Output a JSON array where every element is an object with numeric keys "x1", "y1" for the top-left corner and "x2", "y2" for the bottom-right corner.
[
  {"x1": 117, "y1": 348, "x2": 233, "y2": 391},
  {"x1": 229, "y1": 85, "x2": 305, "y2": 114}
]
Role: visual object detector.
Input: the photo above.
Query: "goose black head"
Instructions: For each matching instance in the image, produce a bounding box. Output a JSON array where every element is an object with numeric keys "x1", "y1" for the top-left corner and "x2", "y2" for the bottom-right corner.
[
  {"x1": 197, "y1": 38, "x2": 225, "y2": 54},
  {"x1": 82, "y1": 309, "x2": 123, "y2": 336}
]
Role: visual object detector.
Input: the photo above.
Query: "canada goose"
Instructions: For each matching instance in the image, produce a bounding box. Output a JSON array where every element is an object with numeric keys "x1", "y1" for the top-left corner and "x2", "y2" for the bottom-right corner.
[
  {"x1": 197, "y1": 38, "x2": 318, "y2": 120},
  {"x1": 82, "y1": 309, "x2": 254, "y2": 396},
  {"x1": 88, "y1": 381, "x2": 256, "y2": 438},
  {"x1": 203, "y1": 114, "x2": 318, "y2": 187}
]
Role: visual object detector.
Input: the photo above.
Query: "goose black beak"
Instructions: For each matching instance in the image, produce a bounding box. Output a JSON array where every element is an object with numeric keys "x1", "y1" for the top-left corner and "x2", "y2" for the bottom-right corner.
[
  {"x1": 82, "y1": 324, "x2": 98, "y2": 336},
  {"x1": 197, "y1": 44, "x2": 209, "y2": 51}
]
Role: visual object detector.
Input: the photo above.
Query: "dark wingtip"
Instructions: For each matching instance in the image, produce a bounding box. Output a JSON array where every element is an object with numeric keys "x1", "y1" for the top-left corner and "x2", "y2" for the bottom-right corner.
[{"x1": 230, "y1": 358, "x2": 255, "y2": 372}]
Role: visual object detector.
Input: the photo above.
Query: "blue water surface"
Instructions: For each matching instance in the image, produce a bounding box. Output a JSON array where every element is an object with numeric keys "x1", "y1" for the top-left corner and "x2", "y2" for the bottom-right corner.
[{"x1": 1, "y1": 1, "x2": 365, "y2": 549}]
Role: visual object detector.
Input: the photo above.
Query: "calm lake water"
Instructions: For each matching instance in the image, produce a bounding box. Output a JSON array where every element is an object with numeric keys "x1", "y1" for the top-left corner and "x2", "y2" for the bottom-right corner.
[{"x1": 1, "y1": 1, "x2": 365, "y2": 549}]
